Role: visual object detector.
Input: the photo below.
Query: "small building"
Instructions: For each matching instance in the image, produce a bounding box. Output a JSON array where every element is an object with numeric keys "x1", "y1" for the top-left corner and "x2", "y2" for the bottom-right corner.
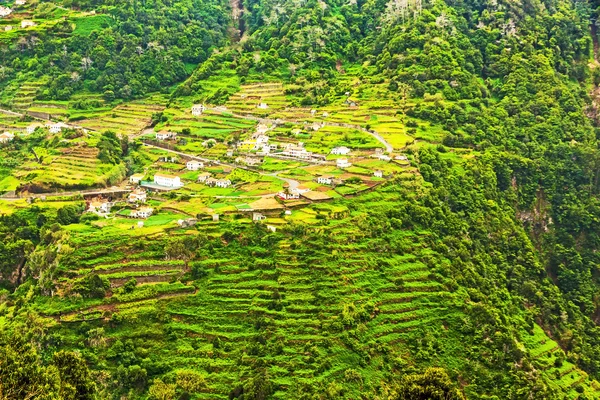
[
  {"x1": 278, "y1": 191, "x2": 300, "y2": 200},
  {"x1": 186, "y1": 160, "x2": 204, "y2": 171},
  {"x1": 197, "y1": 172, "x2": 212, "y2": 183},
  {"x1": 129, "y1": 173, "x2": 144, "y2": 184},
  {"x1": 226, "y1": 149, "x2": 234, "y2": 157},
  {"x1": 257, "y1": 102, "x2": 269, "y2": 109},
  {"x1": 45, "y1": 121, "x2": 67, "y2": 134},
  {"x1": 378, "y1": 154, "x2": 391, "y2": 161},
  {"x1": 137, "y1": 221, "x2": 144, "y2": 228},
  {"x1": 322, "y1": 112, "x2": 329, "y2": 117},
  {"x1": 215, "y1": 179, "x2": 232, "y2": 188},
  {"x1": 131, "y1": 207, "x2": 153, "y2": 219},
  {"x1": 253, "y1": 213, "x2": 267, "y2": 222},
  {"x1": 0, "y1": 6, "x2": 12, "y2": 17},
  {"x1": 330, "y1": 146, "x2": 350, "y2": 155},
  {"x1": 317, "y1": 176, "x2": 333, "y2": 185},
  {"x1": 205, "y1": 177, "x2": 217, "y2": 186},
  {"x1": 26, "y1": 123, "x2": 43, "y2": 134},
  {"x1": 395, "y1": 155, "x2": 408, "y2": 161},
  {"x1": 212, "y1": 214, "x2": 220, "y2": 221},
  {"x1": 284, "y1": 210, "x2": 292, "y2": 215},
  {"x1": 266, "y1": 225, "x2": 277, "y2": 232},
  {"x1": 255, "y1": 134, "x2": 269, "y2": 146},
  {"x1": 128, "y1": 189, "x2": 147, "y2": 203},
  {"x1": 4, "y1": 25, "x2": 12, "y2": 31},
  {"x1": 191, "y1": 104, "x2": 206, "y2": 116},
  {"x1": 154, "y1": 173, "x2": 182, "y2": 188},
  {"x1": 15, "y1": 0, "x2": 26, "y2": 5},
  {"x1": 311, "y1": 122, "x2": 322, "y2": 131},
  {"x1": 177, "y1": 218, "x2": 198, "y2": 228},
  {"x1": 21, "y1": 20, "x2": 36, "y2": 28},
  {"x1": 88, "y1": 200, "x2": 113, "y2": 214},
  {"x1": 337, "y1": 158, "x2": 352, "y2": 168},
  {"x1": 0, "y1": 132, "x2": 15, "y2": 143},
  {"x1": 374, "y1": 170, "x2": 383, "y2": 178},
  {"x1": 156, "y1": 131, "x2": 176, "y2": 140}
]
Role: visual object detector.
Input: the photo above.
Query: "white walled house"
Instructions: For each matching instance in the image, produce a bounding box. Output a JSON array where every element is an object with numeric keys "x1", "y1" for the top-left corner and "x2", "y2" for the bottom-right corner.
[
  {"x1": 129, "y1": 173, "x2": 145, "y2": 184},
  {"x1": 128, "y1": 189, "x2": 147, "y2": 203},
  {"x1": 27, "y1": 123, "x2": 43, "y2": 134},
  {"x1": 45, "y1": 122, "x2": 67, "y2": 134},
  {"x1": 186, "y1": 160, "x2": 204, "y2": 171},
  {"x1": 154, "y1": 173, "x2": 182, "y2": 188},
  {"x1": 257, "y1": 102, "x2": 269, "y2": 109},
  {"x1": 215, "y1": 179, "x2": 232, "y2": 188},
  {"x1": 197, "y1": 172, "x2": 212, "y2": 183},
  {"x1": 156, "y1": 131, "x2": 176, "y2": 140},
  {"x1": 278, "y1": 191, "x2": 300, "y2": 200},
  {"x1": 336, "y1": 158, "x2": 352, "y2": 168},
  {"x1": 191, "y1": 104, "x2": 206, "y2": 116},
  {"x1": 88, "y1": 200, "x2": 113, "y2": 214},
  {"x1": 317, "y1": 176, "x2": 333, "y2": 185},
  {"x1": 132, "y1": 207, "x2": 153, "y2": 219},
  {"x1": 0, "y1": 132, "x2": 15, "y2": 143},
  {"x1": 21, "y1": 20, "x2": 36, "y2": 28},
  {"x1": 377, "y1": 154, "x2": 391, "y2": 161},
  {"x1": 253, "y1": 213, "x2": 267, "y2": 221},
  {"x1": 330, "y1": 146, "x2": 350, "y2": 155},
  {"x1": 15, "y1": 0, "x2": 27, "y2": 5},
  {"x1": 374, "y1": 170, "x2": 383, "y2": 178},
  {"x1": 0, "y1": 6, "x2": 12, "y2": 17}
]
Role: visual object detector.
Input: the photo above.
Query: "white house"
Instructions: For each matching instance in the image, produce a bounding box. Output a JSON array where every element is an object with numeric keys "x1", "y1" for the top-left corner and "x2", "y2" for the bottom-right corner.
[
  {"x1": 15, "y1": 0, "x2": 26, "y2": 5},
  {"x1": 255, "y1": 134, "x2": 269, "y2": 146},
  {"x1": 88, "y1": 200, "x2": 113, "y2": 214},
  {"x1": 0, "y1": 6, "x2": 12, "y2": 17},
  {"x1": 395, "y1": 155, "x2": 408, "y2": 161},
  {"x1": 331, "y1": 146, "x2": 350, "y2": 155},
  {"x1": 378, "y1": 154, "x2": 391, "y2": 161},
  {"x1": 215, "y1": 179, "x2": 231, "y2": 188},
  {"x1": 311, "y1": 109, "x2": 317, "y2": 115},
  {"x1": 266, "y1": 225, "x2": 277, "y2": 232},
  {"x1": 191, "y1": 104, "x2": 206, "y2": 116},
  {"x1": 253, "y1": 213, "x2": 267, "y2": 221},
  {"x1": 284, "y1": 210, "x2": 292, "y2": 215},
  {"x1": 311, "y1": 122, "x2": 322, "y2": 131},
  {"x1": 132, "y1": 207, "x2": 153, "y2": 219},
  {"x1": 322, "y1": 112, "x2": 329, "y2": 117},
  {"x1": 278, "y1": 191, "x2": 300, "y2": 200},
  {"x1": 128, "y1": 189, "x2": 147, "y2": 203},
  {"x1": 4, "y1": 25, "x2": 12, "y2": 31},
  {"x1": 257, "y1": 102, "x2": 269, "y2": 109},
  {"x1": 282, "y1": 143, "x2": 312, "y2": 159},
  {"x1": 374, "y1": 170, "x2": 383, "y2": 178},
  {"x1": 154, "y1": 173, "x2": 182, "y2": 188},
  {"x1": 186, "y1": 160, "x2": 204, "y2": 171},
  {"x1": 26, "y1": 123, "x2": 43, "y2": 134},
  {"x1": 337, "y1": 158, "x2": 352, "y2": 168},
  {"x1": 46, "y1": 122, "x2": 67, "y2": 134},
  {"x1": 0, "y1": 132, "x2": 15, "y2": 143},
  {"x1": 156, "y1": 131, "x2": 176, "y2": 140},
  {"x1": 197, "y1": 172, "x2": 212, "y2": 183},
  {"x1": 317, "y1": 176, "x2": 333, "y2": 185},
  {"x1": 21, "y1": 20, "x2": 36, "y2": 28},
  {"x1": 129, "y1": 173, "x2": 144, "y2": 184}
]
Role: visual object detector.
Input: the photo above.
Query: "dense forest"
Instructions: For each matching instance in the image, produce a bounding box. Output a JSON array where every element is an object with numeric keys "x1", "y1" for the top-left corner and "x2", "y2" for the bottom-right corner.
[{"x1": 5, "y1": 0, "x2": 600, "y2": 397}]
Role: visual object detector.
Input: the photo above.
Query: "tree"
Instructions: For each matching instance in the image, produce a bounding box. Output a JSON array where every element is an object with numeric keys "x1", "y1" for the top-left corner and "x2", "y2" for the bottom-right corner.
[
  {"x1": 390, "y1": 368, "x2": 465, "y2": 400},
  {"x1": 52, "y1": 351, "x2": 96, "y2": 400}
]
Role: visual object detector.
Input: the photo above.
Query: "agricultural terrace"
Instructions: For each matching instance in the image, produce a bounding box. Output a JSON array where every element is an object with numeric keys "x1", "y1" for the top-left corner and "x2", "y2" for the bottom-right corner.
[{"x1": 27, "y1": 175, "x2": 600, "y2": 398}]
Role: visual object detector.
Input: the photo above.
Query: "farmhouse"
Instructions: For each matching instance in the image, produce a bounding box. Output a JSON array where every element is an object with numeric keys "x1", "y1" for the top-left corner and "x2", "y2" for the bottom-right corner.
[
  {"x1": 154, "y1": 173, "x2": 182, "y2": 188},
  {"x1": 27, "y1": 123, "x2": 43, "y2": 134},
  {"x1": 257, "y1": 102, "x2": 269, "y2": 109},
  {"x1": 215, "y1": 179, "x2": 232, "y2": 188},
  {"x1": 191, "y1": 104, "x2": 205, "y2": 116},
  {"x1": 205, "y1": 178, "x2": 217, "y2": 186},
  {"x1": 282, "y1": 143, "x2": 312, "y2": 159},
  {"x1": 128, "y1": 189, "x2": 147, "y2": 203},
  {"x1": 253, "y1": 213, "x2": 267, "y2": 221},
  {"x1": 156, "y1": 131, "x2": 176, "y2": 140},
  {"x1": 45, "y1": 121, "x2": 67, "y2": 134},
  {"x1": 377, "y1": 154, "x2": 391, "y2": 161},
  {"x1": 186, "y1": 160, "x2": 204, "y2": 171},
  {"x1": 317, "y1": 176, "x2": 333, "y2": 185},
  {"x1": 0, "y1": 6, "x2": 12, "y2": 17},
  {"x1": 21, "y1": 20, "x2": 36, "y2": 28},
  {"x1": 197, "y1": 172, "x2": 212, "y2": 183},
  {"x1": 331, "y1": 146, "x2": 350, "y2": 155},
  {"x1": 177, "y1": 218, "x2": 198, "y2": 227},
  {"x1": 131, "y1": 207, "x2": 153, "y2": 219},
  {"x1": 395, "y1": 155, "x2": 408, "y2": 161},
  {"x1": 374, "y1": 170, "x2": 383, "y2": 178},
  {"x1": 15, "y1": 0, "x2": 26, "y2": 5},
  {"x1": 0, "y1": 132, "x2": 15, "y2": 143},
  {"x1": 337, "y1": 158, "x2": 352, "y2": 168},
  {"x1": 129, "y1": 173, "x2": 144, "y2": 184},
  {"x1": 277, "y1": 191, "x2": 300, "y2": 200},
  {"x1": 88, "y1": 199, "x2": 113, "y2": 214}
]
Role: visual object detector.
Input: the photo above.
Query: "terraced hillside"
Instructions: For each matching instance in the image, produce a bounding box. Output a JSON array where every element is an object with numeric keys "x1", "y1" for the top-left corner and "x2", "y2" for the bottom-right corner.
[
  {"x1": 27, "y1": 175, "x2": 600, "y2": 398},
  {"x1": 14, "y1": 146, "x2": 126, "y2": 191},
  {"x1": 77, "y1": 98, "x2": 167, "y2": 136},
  {"x1": 225, "y1": 82, "x2": 289, "y2": 116},
  {"x1": 158, "y1": 108, "x2": 256, "y2": 140},
  {"x1": 10, "y1": 81, "x2": 45, "y2": 110}
]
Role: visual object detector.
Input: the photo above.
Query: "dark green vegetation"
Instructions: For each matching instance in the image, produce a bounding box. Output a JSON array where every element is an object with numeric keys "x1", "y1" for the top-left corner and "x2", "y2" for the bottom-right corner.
[{"x1": 4, "y1": 0, "x2": 600, "y2": 398}]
